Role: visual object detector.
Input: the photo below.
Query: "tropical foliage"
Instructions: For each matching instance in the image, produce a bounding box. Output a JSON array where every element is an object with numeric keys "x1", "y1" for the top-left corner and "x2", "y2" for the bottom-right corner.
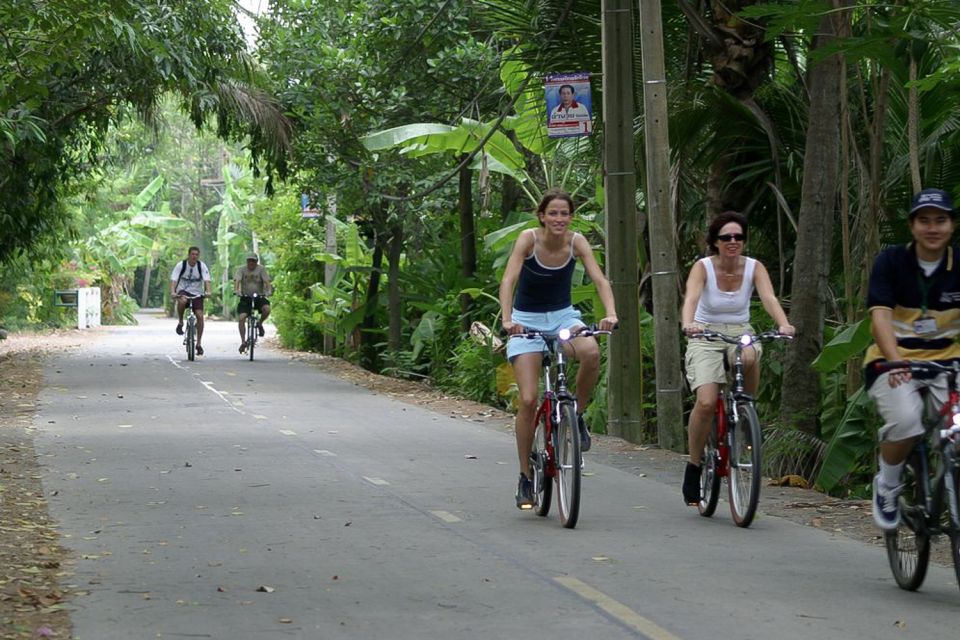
[{"x1": 7, "y1": 0, "x2": 960, "y2": 497}]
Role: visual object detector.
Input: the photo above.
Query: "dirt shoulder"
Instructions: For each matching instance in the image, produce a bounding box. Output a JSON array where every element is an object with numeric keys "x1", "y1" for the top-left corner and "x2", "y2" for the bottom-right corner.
[{"x1": 0, "y1": 329, "x2": 100, "y2": 640}]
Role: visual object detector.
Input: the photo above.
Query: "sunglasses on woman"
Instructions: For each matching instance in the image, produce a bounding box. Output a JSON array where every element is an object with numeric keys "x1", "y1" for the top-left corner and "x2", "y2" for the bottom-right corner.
[{"x1": 717, "y1": 233, "x2": 746, "y2": 242}]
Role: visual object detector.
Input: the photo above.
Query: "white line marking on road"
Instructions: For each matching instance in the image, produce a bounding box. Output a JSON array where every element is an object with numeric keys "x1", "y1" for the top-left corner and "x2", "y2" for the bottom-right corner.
[
  {"x1": 279, "y1": 429, "x2": 297, "y2": 436},
  {"x1": 253, "y1": 414, "x2": 268, "y2": 420},
  {"x1": 313, "y1": 449, "x2": 337, "y2": 457},
  {"x1": 364, "y1": 476, "x2": 390, "y2": 486},
  {"x1": 554, "y1": 577, "x2": 683, "y2": 640},
  {"x1": 165, "y1": 355, "x2": 245, "y2": 415},
  {"x1": 429, "y1": 510, "x2": 461, "y2": 523}
]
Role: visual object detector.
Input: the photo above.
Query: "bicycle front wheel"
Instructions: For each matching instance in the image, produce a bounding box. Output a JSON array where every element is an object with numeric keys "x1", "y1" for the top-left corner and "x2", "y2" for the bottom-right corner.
[
  {"x1": 555, "y1": 402, "x2": 581, "y2": 529},
  {"x1": 186, "y1": 320, "x2": 196, "y2": 361},
  {"x1": 885, "y1": 451, "x2": 930, "y2": 591},
  {"x1": 947, "y1": 459, "x2": 960, "y2": 592},
  {"x1": 699, "y1": 417, "x2": 721, "y2": 518},
  {"x1": 531, "y1": 415, "x2": 552, "y2": 517},
  {"x1": 248, "y1": 317, "x2": 256, "y2": 361},
  {"x1": 728, "y1": 401, "x2": 762, "y2": 527}
]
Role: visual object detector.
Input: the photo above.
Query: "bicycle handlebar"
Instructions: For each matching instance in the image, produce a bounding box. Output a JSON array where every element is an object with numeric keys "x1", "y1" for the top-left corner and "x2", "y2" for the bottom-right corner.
[
  {"x1": 177, "y1": 293, "x2": 204, "y2": 300},
  {"x1": 513, "y1": 323, "x2": 616, "y2": 341},
  {"x1": 873, "y1": 359, "x2": 960, "y2": 375},
  {"x1": 687, "y1": 329, "x2": 793, "y2": 345}
]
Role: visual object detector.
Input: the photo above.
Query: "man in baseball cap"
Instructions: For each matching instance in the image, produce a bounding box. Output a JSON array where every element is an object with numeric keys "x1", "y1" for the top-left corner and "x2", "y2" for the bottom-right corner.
[
  {"x1": 865, "y1": 187, "x2": 960, "y2": 531},
  {"x1": 234, "y1": 253, "x2": 273, "y2": 353},
  {"x1": 909, "y1": 187, "x2": 955, "y2": 218}
]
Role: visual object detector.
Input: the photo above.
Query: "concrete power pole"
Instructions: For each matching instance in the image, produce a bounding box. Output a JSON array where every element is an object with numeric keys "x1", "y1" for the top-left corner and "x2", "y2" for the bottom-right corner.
[
  {"x1": 601, "y1": 0, "x2": 644, "y2": 442},
  {"x1": 638, "y1": 0, "x2": 685, "y2": 450},
  {"x1": 324, "y1": 194, "x2": 338, "y2": 354}
]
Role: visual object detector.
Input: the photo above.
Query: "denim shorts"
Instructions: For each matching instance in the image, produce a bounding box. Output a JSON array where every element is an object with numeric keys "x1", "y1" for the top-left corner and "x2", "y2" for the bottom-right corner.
[{"x1": 506, "y1": 306, "x2": 585, "y2": 361}]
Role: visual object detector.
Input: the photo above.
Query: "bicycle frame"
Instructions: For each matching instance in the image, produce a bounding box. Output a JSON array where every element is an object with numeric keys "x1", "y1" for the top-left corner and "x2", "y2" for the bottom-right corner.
[
  {"x1": 913, "y1": 377, "x2": 960, "y2": 533},
  {"x1": 710, "y1": 336, "x2": 757, "y2": 478},
  {"x1": 532, "y1": 337, "x2": 578, "y2": 478}
]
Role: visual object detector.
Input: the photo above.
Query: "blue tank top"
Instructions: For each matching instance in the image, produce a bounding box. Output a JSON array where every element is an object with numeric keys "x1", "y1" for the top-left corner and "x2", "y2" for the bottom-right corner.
[{"x1": 514, "y1": 230, "x2": 579, "y2": 312}]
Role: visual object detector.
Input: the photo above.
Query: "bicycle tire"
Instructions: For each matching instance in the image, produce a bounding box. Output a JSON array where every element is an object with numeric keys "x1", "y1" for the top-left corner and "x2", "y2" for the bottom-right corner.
[
  {"x1": 699, "y1": 417, "x2": 721, "y2": 518},
  {"x1": 186, "y1": 318, "x2": 196, "y2": 361},
  {"x1": 555, "y1": 402, "x2": 581, "y2": 528},
  {"x1": 248, "y1": 316, "x2": 256, "y2": 361},
  {"x1": 728, "y1": 401, "x2": 762, "y2": 527},
  {"x1": 531, "y1": 415, "x2": 552, "y2": 517},
  {"x1": 948, "y1": 461, "x2": 960, "y2": 592},
  {"x1": 885, "y1": 451, "x2": 930, "y2": 591}
]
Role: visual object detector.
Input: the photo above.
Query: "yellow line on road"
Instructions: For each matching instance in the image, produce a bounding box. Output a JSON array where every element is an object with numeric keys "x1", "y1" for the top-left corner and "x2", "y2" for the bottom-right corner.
[{"x1": 554, "y1": 576, "x2": 683, "y2": 640}]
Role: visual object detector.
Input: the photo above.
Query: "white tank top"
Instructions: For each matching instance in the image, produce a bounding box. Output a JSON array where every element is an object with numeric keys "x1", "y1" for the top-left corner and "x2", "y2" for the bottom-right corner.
[{"x1": 693, "y1": 257, "x2": 757, "y2": 324}]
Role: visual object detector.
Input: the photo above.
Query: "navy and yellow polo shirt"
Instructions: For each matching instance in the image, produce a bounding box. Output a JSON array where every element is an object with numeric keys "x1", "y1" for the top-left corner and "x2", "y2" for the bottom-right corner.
[{"x1": 864, "y1": 243, "x2": 960, "y2": 388}]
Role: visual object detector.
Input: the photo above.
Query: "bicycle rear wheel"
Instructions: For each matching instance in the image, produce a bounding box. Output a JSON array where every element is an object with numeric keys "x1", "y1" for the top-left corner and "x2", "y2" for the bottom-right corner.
[
  {"x1": 186, "y1": 318, "x2": 196, "y2": 361},
  {"x1": 555, "y1": 402, "x2": 581, "y2": 529},
  {"x1": 728, "y1": 401, "x2": 762, "y2": 527},
  {"x1": 699, "y1": 417, "x2": 721, "y2": 518},
  {"x1": 531, "y1": 415, "x2": 552, "y2": 517},
  {"x1": 885, "y1": 451, "x2": 930, "y2": 591}
]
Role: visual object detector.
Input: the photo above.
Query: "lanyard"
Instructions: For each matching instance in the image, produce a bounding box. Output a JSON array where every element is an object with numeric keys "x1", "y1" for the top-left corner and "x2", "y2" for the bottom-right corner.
[{"x1": 917, "y1": 271, "x2": 935, "y2": 315}]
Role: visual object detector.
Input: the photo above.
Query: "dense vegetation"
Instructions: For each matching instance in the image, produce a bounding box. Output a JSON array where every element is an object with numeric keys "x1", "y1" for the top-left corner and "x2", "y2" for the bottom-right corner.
[{"x1": 4, "y1": 0, "x2": 960, "y2": 496}]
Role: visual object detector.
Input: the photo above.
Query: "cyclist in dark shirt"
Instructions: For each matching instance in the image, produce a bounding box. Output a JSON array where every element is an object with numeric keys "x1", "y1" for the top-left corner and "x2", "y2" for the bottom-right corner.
[
  {"x1": 498, "y1": 188, "x2": 618, "y2": 509},
  {"x1": 864, "y1": 188, "x2": 960, "y2": 530}
]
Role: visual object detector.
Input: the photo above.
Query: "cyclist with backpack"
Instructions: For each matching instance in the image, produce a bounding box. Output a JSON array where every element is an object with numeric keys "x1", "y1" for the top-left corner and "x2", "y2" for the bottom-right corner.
[{"x1": 170, "y1": 246, "x2": 212, "y2": 356}]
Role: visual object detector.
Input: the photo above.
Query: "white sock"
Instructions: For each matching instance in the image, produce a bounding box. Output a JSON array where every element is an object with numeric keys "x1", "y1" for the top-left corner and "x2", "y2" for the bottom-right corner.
[{"x1": 879, "y1": 458, "x2": 904, "y2": 488}]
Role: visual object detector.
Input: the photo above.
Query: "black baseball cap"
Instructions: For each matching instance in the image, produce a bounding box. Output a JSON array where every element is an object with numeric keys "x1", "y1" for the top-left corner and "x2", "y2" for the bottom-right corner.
[{"x1": 909, "y1": 188, "x2": 955, "y2": 218}]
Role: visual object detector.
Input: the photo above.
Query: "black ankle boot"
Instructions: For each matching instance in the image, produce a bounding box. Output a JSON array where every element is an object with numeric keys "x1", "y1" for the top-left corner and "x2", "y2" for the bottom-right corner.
[{"x1": 682, "y1": 462, "x2": 702, "y2": 505}]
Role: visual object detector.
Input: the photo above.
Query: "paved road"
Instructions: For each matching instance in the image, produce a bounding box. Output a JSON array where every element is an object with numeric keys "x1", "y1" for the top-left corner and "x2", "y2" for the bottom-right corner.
[{"x1": 32, "y1": 313, "x2": 960, "y2": 639}]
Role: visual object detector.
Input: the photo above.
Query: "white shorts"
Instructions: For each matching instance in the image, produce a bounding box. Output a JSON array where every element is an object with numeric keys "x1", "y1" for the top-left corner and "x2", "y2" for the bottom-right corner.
[{"x1": 506, "y1": 307, "x2": 585, "y2": 361}]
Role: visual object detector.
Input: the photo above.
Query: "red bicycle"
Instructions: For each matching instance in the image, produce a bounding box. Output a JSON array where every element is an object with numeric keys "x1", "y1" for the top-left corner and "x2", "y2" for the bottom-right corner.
[
  {"x1": 521, "y1": 325, "x2": 612, "y2": 529},
  {"x1": 690, "y1": 329, "x2": 792, "y2": 527}
]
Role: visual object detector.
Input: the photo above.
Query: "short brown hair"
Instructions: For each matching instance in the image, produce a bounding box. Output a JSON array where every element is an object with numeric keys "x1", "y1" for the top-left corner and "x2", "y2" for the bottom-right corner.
[
  {"x1": 536, "y1": 188, "x2": 575, "y2": 226},
  {"x1": 705, "y1": 211, "x2": 748, "y2": 255},
  {"x1": 188, "y1": 246, "x2": 200, "y2": 255}
]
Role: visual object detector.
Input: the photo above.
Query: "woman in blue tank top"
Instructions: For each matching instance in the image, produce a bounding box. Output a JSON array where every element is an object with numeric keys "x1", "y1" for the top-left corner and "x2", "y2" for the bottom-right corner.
[{"x1": 498, "y1": 188, "x2": 619, "y2": 509}]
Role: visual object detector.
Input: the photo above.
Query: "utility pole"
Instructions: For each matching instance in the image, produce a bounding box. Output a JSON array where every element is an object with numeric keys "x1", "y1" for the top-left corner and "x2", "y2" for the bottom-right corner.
[
  {"x1": 324, "y1": 194, "x2": 338, "y2": 354},
  {"x1": 638, "y1": 0, "x2": 684, "y2": 450},
  {"x1": 601, "y1": 0, "x2": 643, "y2": 442}
]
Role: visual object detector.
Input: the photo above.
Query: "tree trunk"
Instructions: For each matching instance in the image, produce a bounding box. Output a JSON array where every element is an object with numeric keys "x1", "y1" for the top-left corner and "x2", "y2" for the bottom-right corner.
[
  {"x1": 458, "y1": 156, "x2": 476, "y2": 333},
  {"x1": 908, "y1": 54, "x2": 922, "y2": 193},
  {"x1": 387, "y1": 214, "x2": 404, "y2": 353},
  {"x1": 140, "y1": 258, "x2": 153, "y2": 308},
  {"x1": 779, "y1": 5, "x2": 847, "y2": 436},
  {"x1": 500, "y1": 174, "x2": 522, "y2": 222},
  {"x1": 360, "y1": 200, "x2": 387, "y2": 371}
]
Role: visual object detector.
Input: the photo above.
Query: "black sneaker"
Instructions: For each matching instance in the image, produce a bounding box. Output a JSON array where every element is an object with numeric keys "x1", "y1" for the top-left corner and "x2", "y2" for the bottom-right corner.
[
  {"x1": 682, "y1": 462, "x2": 702, "y2": 505},
  {"x1": 258, "y1": 322, "x2": 265, "y2": 337},
  {"x1": 515, "y1": 473, "x2": 534, "y2": 510},
  {"x1": 577, "y1": 413, "x2": 591, "y2": 452},
  {"x1": 175, "y1": 323, "x2": 184, "y2": 335}
]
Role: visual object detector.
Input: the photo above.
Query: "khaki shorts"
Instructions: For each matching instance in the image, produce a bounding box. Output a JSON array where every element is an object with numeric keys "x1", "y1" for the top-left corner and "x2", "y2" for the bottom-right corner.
[{"x1": 684, "y1": 323, "x2": 762, "y2": 390}]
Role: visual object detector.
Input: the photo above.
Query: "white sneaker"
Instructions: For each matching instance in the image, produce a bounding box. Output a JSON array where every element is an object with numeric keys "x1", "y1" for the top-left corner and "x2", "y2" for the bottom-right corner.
[{"x1": 872, "y1": 473, "x2": 902, "y2": 531}]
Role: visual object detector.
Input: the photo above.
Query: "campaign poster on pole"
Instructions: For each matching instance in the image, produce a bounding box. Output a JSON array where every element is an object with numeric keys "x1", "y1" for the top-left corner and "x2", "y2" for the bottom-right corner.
[
  {"x1": 301, "y1": 193, "x2": 321, "y2": 219},
  {"x1": 545, "y1": 72, "x2": 593, "y2": 138}
]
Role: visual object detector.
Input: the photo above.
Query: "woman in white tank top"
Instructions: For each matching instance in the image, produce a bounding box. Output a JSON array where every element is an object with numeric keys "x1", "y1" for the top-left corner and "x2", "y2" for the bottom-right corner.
[{"x1": 678, "y1": 211, "x2": 795, "y2": 506}]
